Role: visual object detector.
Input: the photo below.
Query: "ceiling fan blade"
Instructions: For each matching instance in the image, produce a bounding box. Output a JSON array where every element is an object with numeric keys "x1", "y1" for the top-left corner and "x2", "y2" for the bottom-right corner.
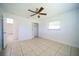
[
  {"x1": 37, "y1": 7, "x2": 44, "y2": 13},
  {"x1": 39, "y1": 13, "x2": 47, "y2": 15},
  {"x1": 30, "y1": 14, "x2": 37, "y2": 16},
  {"x1": 28, "y1": 9, "x2": 36, "y2": 13},
  {"x1": 36, "y1": 8, "x2": 39, "y2": 12}
]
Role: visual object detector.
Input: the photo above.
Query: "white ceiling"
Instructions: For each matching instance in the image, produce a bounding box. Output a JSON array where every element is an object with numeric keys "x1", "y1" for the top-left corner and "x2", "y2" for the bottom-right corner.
[{"x1": 0, "y1": 3, "x2": 79, "y2": 19}]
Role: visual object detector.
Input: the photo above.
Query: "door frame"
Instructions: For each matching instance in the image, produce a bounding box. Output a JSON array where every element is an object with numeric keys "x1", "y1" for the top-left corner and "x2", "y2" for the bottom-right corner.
[
  {"x1": 32, "y1": 23, "x2": 39, "y2": 38},
  {"x1": 0, "y1": 15, "x2": 4, "y2": 49},
  {"x1": 2, "y1": 15, "x2": 4, "y2": 49}
]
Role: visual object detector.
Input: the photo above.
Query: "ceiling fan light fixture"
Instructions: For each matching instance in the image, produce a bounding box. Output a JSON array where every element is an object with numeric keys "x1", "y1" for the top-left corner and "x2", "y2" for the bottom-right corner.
[
  {"x1": 38, "y1": 15, "x2": 40, "y2": 18},
  {"x1": 28, "y1": 7, "x2": 47, "y2": 18}
]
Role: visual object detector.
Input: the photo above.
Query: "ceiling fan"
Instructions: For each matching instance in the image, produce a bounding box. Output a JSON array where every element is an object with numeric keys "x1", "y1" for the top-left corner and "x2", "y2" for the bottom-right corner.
[{"x1": 28, "y1": 7, "x2": 47, "y2": 18}]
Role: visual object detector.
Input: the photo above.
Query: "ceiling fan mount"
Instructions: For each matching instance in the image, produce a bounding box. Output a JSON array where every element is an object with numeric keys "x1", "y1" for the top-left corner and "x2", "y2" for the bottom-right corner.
[{"x1": 28, "y1": 7, "x2": 47, "y2": 18}]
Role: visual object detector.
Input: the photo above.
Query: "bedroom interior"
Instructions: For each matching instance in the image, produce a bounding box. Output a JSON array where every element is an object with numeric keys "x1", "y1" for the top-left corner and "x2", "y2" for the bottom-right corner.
[{"x1": 0, "y1": 3, "x2": 79, "y2": 56}]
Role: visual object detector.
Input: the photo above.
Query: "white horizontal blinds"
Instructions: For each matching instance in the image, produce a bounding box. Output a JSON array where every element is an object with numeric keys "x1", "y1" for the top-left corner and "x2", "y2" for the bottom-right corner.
[
  {"x1": 48, "y1": 21, "x2": 60, "y2": 29},
  {"x1": 7, "y1": 18, "x2": 14, "y2": 24}
]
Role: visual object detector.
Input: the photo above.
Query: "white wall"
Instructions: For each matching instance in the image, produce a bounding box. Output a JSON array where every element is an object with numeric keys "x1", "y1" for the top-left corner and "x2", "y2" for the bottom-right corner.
[
  {"x1": 76, "y1": 8, "x2": 79, "y2": 46},
  {"x1": 3, "y1": 12, "x2": 39, "y2": 41},
  {"x1": 39, "y1": 7, "x2": 79, "y2": 48}
]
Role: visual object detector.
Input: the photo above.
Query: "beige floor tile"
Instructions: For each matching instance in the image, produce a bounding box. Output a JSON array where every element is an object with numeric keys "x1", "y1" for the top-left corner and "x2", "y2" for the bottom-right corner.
[
  {"x1": 70, "y1": 47, "x2": 79, "y2": 56},
  {"x1": 56, "y1": 45, "x2": 71, "y2": 56},
  {"x1": 0, "y1": 37, "x2": 79, "y2": 56}
]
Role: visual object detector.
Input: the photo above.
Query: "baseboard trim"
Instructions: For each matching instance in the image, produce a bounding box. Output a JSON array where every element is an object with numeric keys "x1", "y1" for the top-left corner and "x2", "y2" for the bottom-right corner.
[{"x1": 40, "y1": 37, "x2": 79, "y2": 48}]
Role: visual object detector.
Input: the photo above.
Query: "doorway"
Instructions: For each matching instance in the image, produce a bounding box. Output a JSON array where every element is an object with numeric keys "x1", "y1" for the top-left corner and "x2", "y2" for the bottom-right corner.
[
  {"x1": 32, "y1": 23, "x2": 39, "y2": 38},
  {"x1": 3, "y1": 18, "x2": 15, "y2": 48}
]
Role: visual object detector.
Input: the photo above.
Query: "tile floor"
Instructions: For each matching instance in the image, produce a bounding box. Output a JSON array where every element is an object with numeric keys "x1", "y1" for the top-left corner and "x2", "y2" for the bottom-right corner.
[{"x1": 0, "y1": 38, "x2": 79, "y2": 56}]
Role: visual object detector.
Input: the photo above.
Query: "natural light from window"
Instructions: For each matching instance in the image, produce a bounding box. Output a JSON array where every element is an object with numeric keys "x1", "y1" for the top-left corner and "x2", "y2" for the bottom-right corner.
[
  {"x1": 48, "y1": 21, "x2": 60, "y2": 30},
  {"x1": 7, "y1": 18, "x2": 14, "y2": 24}
]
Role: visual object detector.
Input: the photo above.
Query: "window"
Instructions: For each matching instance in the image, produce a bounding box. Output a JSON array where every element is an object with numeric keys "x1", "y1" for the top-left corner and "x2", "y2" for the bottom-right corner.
[
  {"x1": 7, "y1": 18, "x2": 14, "y2": 24},
  {"x1": 48, "y1": 21, "x2": 60, "y2": 30}
]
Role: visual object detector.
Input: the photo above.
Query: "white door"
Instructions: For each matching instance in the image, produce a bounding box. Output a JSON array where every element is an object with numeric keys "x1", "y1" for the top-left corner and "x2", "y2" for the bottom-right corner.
[
  {"x1": 32, "y1": 23, "x2": 39, "y2": 38},
  {"x1": 3, "y1": 18, "x2": 15, "y2": 47}
]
